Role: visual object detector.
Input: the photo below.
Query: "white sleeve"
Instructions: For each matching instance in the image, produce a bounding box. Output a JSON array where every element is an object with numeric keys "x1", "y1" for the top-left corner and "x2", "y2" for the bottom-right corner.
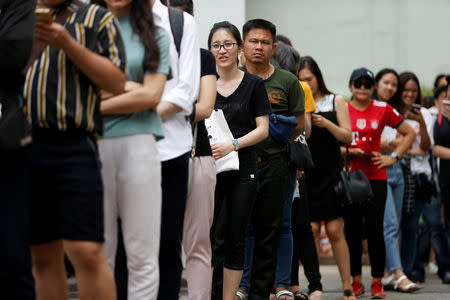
[
  {"x1": 422, "y1": 107, "x2": 434, "y2": 146},
  {"x1": 162, "y1": 14, "x2": 200, "y2": 115}
]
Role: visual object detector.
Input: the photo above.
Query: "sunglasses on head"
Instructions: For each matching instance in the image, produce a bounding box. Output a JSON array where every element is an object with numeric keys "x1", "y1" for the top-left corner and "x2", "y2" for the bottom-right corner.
[{"x1": 353, "y1": 80, "x2": 373, "y2": 89}]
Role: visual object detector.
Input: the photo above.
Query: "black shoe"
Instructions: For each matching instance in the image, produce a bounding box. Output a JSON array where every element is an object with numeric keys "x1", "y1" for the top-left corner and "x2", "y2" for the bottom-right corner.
[{"x1": 440, "y1": 271, "x2": 450, "y2": 284}]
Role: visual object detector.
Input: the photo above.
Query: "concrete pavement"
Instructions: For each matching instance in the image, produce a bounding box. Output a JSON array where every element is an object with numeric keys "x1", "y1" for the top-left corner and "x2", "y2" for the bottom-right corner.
[{"x1": 69, "y1": 265, "x2": 450, "y2": 299}]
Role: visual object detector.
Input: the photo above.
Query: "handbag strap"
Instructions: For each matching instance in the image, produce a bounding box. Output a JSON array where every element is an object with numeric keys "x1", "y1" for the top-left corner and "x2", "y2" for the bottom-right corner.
[
  {"x1": 344, "y1": 144, "x2": 359, "y2": 172},
  {"x1": 191, "y1": 123, "x2": 197, "y2": 157},
  {"x1": 23, "y1": 0, "x2": 85, "y2": 73}
]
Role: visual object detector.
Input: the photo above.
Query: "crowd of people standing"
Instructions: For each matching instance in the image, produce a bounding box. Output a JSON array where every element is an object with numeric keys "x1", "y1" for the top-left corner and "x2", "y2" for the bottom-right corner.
[{"x1": 1, "y1": 1, "x2": 450, "y2": 300}]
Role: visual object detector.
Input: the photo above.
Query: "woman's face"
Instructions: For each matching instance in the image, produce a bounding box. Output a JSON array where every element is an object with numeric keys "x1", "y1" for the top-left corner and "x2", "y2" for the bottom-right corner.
[
  {"x1": 401, "y1": 79, "x2": 419, "y2": 107},
  {"x1": 210, "y1": 29, "x2": 240, "y2": 69},
  {"x1": 376, "y1": 73, "x2": 398, "y2": 102},
  {"x1": 349, "y1": 77, "x2": 375, "y2": 103},
  {"x1": 104, "y1": 0, "x2": 132, "y2": 15},
  {"x1": 298, "y1": 68, "x2": 318, "y2": 96}
]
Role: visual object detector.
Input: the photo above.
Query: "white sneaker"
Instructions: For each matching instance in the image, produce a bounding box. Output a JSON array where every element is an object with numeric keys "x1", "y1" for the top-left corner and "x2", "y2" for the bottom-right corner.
[{"x1": 428, "y1": 262, "x2": 438, "y2": 274}]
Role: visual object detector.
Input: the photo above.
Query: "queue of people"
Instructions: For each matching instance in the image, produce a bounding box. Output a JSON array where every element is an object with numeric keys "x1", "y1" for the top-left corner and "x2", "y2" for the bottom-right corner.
[{"x1": 1, "y1": 1, "x2": 450, "y2": 300}]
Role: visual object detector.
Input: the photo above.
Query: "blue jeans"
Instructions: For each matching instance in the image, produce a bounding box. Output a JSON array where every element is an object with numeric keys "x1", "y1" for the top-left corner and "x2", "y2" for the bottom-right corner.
[
  {"x1": 383, "y1": 162, "x2": 404, "y2": 272},
  {"x1": 400, "y1": 195, "x2": 426, "y2": 275},
  {"x1": 240, "y1": 169, "x2": 297, "y2": 292}
]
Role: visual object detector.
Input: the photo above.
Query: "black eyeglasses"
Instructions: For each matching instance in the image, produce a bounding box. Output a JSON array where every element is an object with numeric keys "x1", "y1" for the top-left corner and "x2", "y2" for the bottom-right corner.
[
  {"x1": 353, "y1": 80, "x2": 373, "y2": 89},
  {"x1": 210, "y1": 42, "x2": 237, "y2": 52}
]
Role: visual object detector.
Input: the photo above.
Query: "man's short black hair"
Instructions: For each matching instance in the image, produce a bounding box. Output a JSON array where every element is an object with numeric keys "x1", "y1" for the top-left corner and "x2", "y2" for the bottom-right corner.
[{"x1": 242, "y1": 19, "x2": 276, "y2": 42}]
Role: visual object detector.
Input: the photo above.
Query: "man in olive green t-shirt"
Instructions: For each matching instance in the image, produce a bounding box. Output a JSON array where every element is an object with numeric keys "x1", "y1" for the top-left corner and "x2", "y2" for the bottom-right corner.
[{"x1": 240, "y1": 19, "x2": 305, "y2": 300}]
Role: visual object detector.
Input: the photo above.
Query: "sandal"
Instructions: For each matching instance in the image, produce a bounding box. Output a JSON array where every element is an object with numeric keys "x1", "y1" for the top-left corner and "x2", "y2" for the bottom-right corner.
[
  {"x1": 394, "y1": 275, "x2": 420, "y2": 292},
  {"x1": 275, "y1": 290, "x2": 294, "y2": 300},
  {"x1": 343, "y1": 289, "x2": 356, "y2": 300},
  {"x1": 236, "y1": 290, "x2": 248, "y2": 300},
  {"x1": 308, "y1": 290, "x2": 323, "y2": 300},
  {"x1": 381, "y1": 273, "x2": 395, "y2": 290},
  {"x1": 293, "y1": 291, "x2": 308, "y2": 300}
]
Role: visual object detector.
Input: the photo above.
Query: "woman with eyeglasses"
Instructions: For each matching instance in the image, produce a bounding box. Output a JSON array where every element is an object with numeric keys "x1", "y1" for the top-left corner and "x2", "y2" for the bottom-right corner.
[
  {"x1": 207, "y1": 21, "x2": 271, "y2": 300},
  {"x1": 298, "y1": 56, "x2": 354, "y2": 300},
  {"x1": 343, "y1": 68, "x2": 415, "y2": 299},
  {"x1": 373, "y1": 69, "x2": 420, "y2": 292}
]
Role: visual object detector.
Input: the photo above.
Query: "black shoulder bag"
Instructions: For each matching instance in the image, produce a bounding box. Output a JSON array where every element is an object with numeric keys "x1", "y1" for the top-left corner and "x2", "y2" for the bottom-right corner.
[
  {"x1": 289, "y1": 132, "x2": 314, "y2": 170},
  {"x1": 334, "y1": 145, "x2": 374, "y2": 206}
]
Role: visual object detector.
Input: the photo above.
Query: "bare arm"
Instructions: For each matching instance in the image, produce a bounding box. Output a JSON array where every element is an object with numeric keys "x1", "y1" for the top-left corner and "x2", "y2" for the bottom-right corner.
[
  {"x1": 433, "y1": 145, "x2": 450, "y2": 160},
  {"x1": 211, "y1": 115, "x2": 269, "y2": 160},
  {"x1": 405, "y1": 110, "x2": 431, "y2": 152},
  {"x1": 100, "y1": 73, "x2": 167, "y2": 114},
  {"x1": 380, "y1": 135, "x2": 404, "y2": 153},
  {"x1": 372, "y1": 121, "x2": 415, "y2": 168},
  {"x1": 195, "y1": 75, "x2": 216, "y2": 122},
  {"x1": 380, "y1": 137, "x2": 394, "y2": 153},
  {"x1": 391, "y1": 121, "x2": 415, "y2": 157},
  {"x1": 291, "y1": 113, "x2": 305, "y2": 139},
  {"x1": 157, "y1": 102, "x2": 182, "y2": 121},
  {"x1": 311, "y1": 96, "x2": 352, "y2": 144},
  {"x1": 34, "y1": 21, "x2": 126, "y2": 94},
  {"x1": 304, "y1": 112, "x2": 312, "y2": 139}
]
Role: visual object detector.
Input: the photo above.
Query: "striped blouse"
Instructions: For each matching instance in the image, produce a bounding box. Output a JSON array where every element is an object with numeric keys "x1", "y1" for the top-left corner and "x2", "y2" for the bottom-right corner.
[{"x1": 23, "y1": 3, "x2": 126, "y2": 134}]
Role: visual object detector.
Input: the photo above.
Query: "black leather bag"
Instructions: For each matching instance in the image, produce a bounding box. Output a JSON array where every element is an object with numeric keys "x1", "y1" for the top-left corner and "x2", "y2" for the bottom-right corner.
[
  {"x1": 334, "y1": 145, "x2": 374, "y2": 206},
  {"x1": 289, "y1": 133, "x2": 314, "y2": 170},
  {"x1": 0, "y1": 94, "x2": 32, "y2": 153}
]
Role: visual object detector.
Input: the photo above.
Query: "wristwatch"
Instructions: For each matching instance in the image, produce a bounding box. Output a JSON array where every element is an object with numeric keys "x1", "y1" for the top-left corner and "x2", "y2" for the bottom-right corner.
[
  {"x1": 390, "y1": 152, "x2": 399, "y2": 161},
  {"x1": 232, "y1": 139, "x2": 240, "y2": 151}
]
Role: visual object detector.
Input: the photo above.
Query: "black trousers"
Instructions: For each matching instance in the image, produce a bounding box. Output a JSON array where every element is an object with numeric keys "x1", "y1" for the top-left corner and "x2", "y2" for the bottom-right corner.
[
  {"x1": 157, "y1": 152, "x2": 189, "y2": 300},
  {"x1": 248, "y1": 152, "x2": 290, "y2": 299},
  {"x1": 0, "y1": 152, "x2": 35, "y2": 299},
  {"x1": 343, "y1": 179, "x2": 387, "y2": 278},
  {"x1": 211, "y1": 170, "x2": 257, "y2": 269},
  {"x1": 290, "y1": 176, "x2": 322, "y2": 293}
]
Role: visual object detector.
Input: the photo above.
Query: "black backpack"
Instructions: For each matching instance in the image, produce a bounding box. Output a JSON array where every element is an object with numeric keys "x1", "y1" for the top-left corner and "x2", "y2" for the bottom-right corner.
[{"x1": 168, "y1": 6, "x2": 184, "y2": 57}]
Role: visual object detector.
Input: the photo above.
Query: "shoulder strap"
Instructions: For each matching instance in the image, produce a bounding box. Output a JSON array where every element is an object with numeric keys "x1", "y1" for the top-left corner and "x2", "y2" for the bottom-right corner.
[
  {"x1": 168, "y1": 6, "x2": 184, "y2": 57},
  {"x1": 332, "y1": 94, "x2": 336, "y2": 112},
  {"x1": 23, "y1": 0, "x2": 85, "y2": 73}
]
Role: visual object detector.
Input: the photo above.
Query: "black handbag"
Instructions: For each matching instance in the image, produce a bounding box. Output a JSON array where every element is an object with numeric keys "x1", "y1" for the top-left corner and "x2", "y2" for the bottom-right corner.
[
  {"x1": 334, "y1": 145, "x2": 374, "y2": 206},
  {"x1": 289, "y1": 132, "x2": 314, "y2": 170},
  {"x1": 0, "y1": 94, "x2": 32, "y2": 153}
]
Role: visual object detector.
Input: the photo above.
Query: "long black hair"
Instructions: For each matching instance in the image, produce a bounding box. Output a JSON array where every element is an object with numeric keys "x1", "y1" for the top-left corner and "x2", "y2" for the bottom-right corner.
[
  {"x1": 208, "y1": 21, "x2": 242, "y2": 49},
  {"x1": 298, "y1": 56, "x2": 332, "y2": 96},
  {"x1": 390, "y1": 71, "x2": 423, "y2": 112},
  {"x1": 373, "y1": 68, "x2": 400, "y2": 103},
  {"x1": 92, "y1": 0, "x2": 160, "y2": 72}
]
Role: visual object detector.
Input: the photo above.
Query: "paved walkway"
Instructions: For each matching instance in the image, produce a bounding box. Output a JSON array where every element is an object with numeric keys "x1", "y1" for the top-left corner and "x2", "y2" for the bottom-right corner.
[{"x1": 69, "y1": 265, "x2": 450, "y2": 299}]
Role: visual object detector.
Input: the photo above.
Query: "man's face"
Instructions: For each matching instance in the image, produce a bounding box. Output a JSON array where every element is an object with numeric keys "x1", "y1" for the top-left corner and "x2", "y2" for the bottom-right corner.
[
  {"x1": 39, "y1": 0, "x2": 67, "y2": 8},
  {"x1": 242, "y1": 28, "x2": 276, "y2": 66}
]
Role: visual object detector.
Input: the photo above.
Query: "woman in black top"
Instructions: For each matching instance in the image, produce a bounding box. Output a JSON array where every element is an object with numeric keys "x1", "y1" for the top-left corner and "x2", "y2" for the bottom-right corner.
[
  {"x1": 298, "y1": 56, "x2": 355, "y2": 300},
  {"x1": 207, "y1": 21, "x2": 271, "y2": 300}
]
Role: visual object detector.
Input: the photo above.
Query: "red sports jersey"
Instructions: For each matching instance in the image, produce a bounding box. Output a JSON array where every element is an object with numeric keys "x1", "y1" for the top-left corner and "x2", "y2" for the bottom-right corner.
[{"x1": 347, "y1": 99, "x2": 403, "y2": 179}]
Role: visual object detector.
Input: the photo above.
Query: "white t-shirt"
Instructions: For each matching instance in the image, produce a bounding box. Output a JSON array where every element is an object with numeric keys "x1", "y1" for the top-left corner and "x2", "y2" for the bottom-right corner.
[
  {"x1": 381, "y1": 126, "x2": 397, "y2": 146},
  {"x1": 405, "y1": 107, "x2": 434, "y2": 176}
]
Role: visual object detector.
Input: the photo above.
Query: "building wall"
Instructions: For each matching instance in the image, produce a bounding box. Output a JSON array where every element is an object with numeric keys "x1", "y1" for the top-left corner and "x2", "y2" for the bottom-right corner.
[
  {"x1": 195, "y1": 0, "x2": 246, "y2": 48},
  {"x1": 244, "y1": 0, "x2": 450, "y2": 95}
]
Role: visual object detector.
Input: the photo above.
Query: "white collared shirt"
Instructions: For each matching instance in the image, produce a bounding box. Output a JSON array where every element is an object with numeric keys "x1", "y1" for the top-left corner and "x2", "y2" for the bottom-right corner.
[{"x1": 153, "y1": 0, "x2": 200, "y2": 161}]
